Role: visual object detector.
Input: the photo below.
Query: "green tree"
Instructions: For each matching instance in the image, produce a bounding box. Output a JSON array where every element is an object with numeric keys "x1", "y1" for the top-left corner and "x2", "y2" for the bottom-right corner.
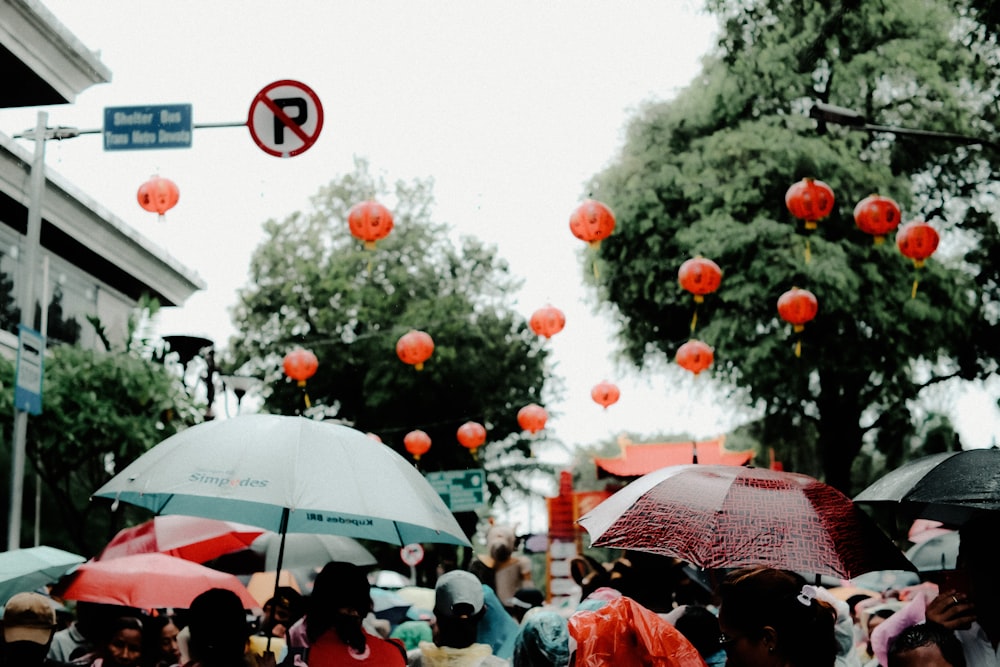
[
  {"x1": 228, "y1": 160, "x2": 554, "y2": 499},
  {"x1": 0, "y1": 304, "x2": 204, "y2": 555},
  {"x1": 588, "y1": 0, "x2": 997, "y2": 492}
]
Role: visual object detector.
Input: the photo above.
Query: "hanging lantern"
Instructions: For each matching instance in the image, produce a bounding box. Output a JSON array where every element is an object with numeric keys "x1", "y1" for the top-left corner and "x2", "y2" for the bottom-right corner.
[
  {"x1": 896, "y1": 221, "x2": 940, "y2": 268},
  {"x1": 457, "y1": 421, "x2": 487, "y2": 461},
  {"x1": 517, "y1": 404, "x2": 548, "y2": 434},
  {"x1": 675, "y1": 339, "x2": 714, "y2": 375},
  {"x1": 283, "y1": 347, "x2": 318, "y2": 409},
  {"x1": 403, "y1": 430, "x2": 432, "y2": 461},
  {"x1": 777, "y1": 287, "x2": 818, "y2": 357},
  {"x1": 591, "y1": 380, "x2": 620, "y2": 410},
  {"x1": 283, "y1": 348, "x2": 318, "y2": 385},
  {"x1": 347, "y1": 200, "x2": 395, "y2": 250},
  {"x1": 137, "y1": 175, "x2": 180, "y2": 220},
  {"x1": 529, "y1": 305, "x2": 566, "y2": 338},
  {"x1": 853, "y1": 194, "x2": 902, "y2": 244},
  {"x1": 396, "y1": 330, "x2": 434, "y2": 371},
  {"x1": 896, "y1": 220, "x2": 940, "y2": 298},
  {"x1": 569, "y1": 199, "x2": 616, "y2": 248},
  {"x1": 785, "y1": 178, "x2": 835, "y2": 230},
  {"x1": 678, "y1": 257, "x2": 722, "y2": 303}
]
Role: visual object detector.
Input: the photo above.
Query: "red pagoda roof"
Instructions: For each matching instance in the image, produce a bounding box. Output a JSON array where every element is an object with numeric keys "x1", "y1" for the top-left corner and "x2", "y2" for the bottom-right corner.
[{"x1": 594, "y1": 435, "x2": 754, "y2": 478}]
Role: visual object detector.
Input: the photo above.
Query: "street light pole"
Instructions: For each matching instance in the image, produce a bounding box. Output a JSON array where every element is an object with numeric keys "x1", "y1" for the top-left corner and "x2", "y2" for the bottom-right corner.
[
  {"x1": 8, "y1": 111, "x2": 48, "y2": 550},
  {"x1": 809, "y1": 101, "x2": 1000, "y2": 152}
]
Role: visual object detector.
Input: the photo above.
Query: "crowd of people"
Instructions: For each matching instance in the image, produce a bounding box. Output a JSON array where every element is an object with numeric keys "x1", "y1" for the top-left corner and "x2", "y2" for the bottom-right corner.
[{"x1": 1, "y1": 513, "x2": 997, "y2": 667}]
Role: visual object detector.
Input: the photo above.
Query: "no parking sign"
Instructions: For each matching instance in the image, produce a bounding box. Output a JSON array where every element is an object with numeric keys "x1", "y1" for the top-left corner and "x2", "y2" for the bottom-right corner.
[{"x1": 247, "y1": 80, "x2": 324, "y2": 157}]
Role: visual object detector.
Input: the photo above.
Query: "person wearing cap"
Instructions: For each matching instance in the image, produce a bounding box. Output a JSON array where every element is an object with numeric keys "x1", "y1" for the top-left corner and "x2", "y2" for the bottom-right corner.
[
  {"x1": 1, "y1": 591, "x2": 66, "y2": 666},
  {"x1": 407, "y1": 570, "x2": 509, "y2": 666}
]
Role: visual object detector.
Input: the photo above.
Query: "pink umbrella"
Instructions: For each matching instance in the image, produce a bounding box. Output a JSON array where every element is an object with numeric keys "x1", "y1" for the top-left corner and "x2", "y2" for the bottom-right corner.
[
  {"x1": 57, "y1": 553, "x2": 258, "y2": 609},
  {"x1": 97, "y1": 515, "x2": 264, "y2": 563}
]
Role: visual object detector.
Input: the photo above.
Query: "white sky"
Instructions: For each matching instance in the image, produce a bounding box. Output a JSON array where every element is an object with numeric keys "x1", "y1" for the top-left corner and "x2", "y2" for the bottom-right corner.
[{"x1": 1, "y1": 0, "x2": 996, "y2": 478}]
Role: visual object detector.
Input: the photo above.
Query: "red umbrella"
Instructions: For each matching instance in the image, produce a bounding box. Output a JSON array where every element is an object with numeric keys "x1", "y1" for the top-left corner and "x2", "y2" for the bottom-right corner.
[
  {"x1": 57, "y1": 553, "x2": 259, "y2": 609},
  {"x1": 97, "y1": 515, "x2": 264, "y2": 563},
  {"x1": 578, "y1": 464, "x2": 914, "y2": 580}
]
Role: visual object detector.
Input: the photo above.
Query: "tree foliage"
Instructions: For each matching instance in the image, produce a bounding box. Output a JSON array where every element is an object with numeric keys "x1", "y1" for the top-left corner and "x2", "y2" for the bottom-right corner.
[
  {"x1": 589, "y1": 0, "x2": 998, "y2": 492},
  {"x1": 0, "y1": 331, "x2": 202, "y2": 555},
  {"x1": 227, "y1": 160, "x2": 554, "y2": 500}
]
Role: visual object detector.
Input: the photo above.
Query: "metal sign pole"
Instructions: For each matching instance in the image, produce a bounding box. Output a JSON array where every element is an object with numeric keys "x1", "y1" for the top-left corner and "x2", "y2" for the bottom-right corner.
[{"x1": 7, "y1": 110, "x2": 47, "y2": 550}]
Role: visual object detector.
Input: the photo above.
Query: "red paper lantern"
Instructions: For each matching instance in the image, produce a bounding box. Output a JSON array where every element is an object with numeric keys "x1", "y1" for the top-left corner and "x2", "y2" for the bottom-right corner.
[
  {"x1": 591, "y1": 381, "x2": 620, "y2": 410},
  {"x1": 785, "y1": 178, "x2": 835, "y2": 230},
  {"x1": 457, "y1": 421, "x2": 487, "y2": 460},
  {"x1": 675, "y1": 339, "x2": 714, "y2": 375},
  {"x1": 853, "y1": 194, "x2": 902, "y2": 244},
  {"x1": 517, "y1": 404, "x2": 548, "y2": 434},
  {"x1": 282, "y1": 348, "x2": 318, "y2": 386},
  {"x1": 529, "y1": 305, "x2": 566, "y2": 338},
  {"x1": 137, "y1": 176, "x2": 179, "y2": 219},
  {"x1": 896, "y1": 221, "x2": 940, "y2": 268},
  {"x1": 348, "y1": 200, "x2": 395, "y2": 250},
  {"x1": 396, "y1": 330, "x2": 434, "y2": 371},
  {"x1": 777, "y1": 288, "x2": 819, "y2": 332},
  {"x1": 569, "y1": 199, "x2": 616, "y2": 248},
  {"x1": 403, "y1": 430, "x2": 432, "y2": 461},
  {"x1": 678, "y1": 257, "x2": 722, "y2": 303}
]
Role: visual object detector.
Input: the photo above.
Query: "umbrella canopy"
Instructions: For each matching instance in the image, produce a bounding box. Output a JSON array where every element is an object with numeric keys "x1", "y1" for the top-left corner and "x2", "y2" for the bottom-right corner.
[
  {"x1": 578, "y1": 464, "x2": 914, "y2": 579},
  {"x1": 93, "y1": 415, "x2": 470, "y2": 548},
  {"x1": 97, "y1": 515, "x2": 265, "y2": 563},
  {"x1": 854, "y1": 449, "x2": 1000, "y2": 525},
  {"x1": 0, "y1": 546, "x2": 85, "y2": 605},
  {"x1": 252, "y1": 532, "x2": 377, "y2": 570},
  {"x1": 905, "y1": 530, "x2": 959, "y2": 571},
  {"x1": 56, "y1": 553, "x2": 258, "y2": 609},
  {"x1": 246, "y1": 570, "x2": 300, "y2": 607}
]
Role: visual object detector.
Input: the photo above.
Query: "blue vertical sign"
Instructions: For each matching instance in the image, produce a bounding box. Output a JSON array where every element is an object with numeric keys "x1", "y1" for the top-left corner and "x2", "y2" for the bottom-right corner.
[{"x1": 14, "y1": 325, "x2": 44, "y2": 415}]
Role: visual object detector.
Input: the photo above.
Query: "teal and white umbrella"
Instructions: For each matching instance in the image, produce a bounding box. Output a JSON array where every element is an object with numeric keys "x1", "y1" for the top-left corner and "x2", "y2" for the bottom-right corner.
[
  {"x1": 0, "y1": 546, "x2": 85, "y2": 606},
  {"x1": 93, "y1": 415, "x2": 470, "y2": 582}
]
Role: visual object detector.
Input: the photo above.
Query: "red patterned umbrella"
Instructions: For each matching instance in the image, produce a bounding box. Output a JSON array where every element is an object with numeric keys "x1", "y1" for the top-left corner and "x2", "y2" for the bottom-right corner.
[
  {"x1": 97, "y1": 515, "x2": 265, "y2": 563},
  {"x1": 578, "y1": 464, "x2": 914, "y2": 579}
]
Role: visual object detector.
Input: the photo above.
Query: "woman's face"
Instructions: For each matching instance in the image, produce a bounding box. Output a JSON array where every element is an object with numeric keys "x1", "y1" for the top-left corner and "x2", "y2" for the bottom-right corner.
[
  {"x1": 717, "y1": 610, "x2": 769, "y2": 667},
  {"x1": 160, "y1": 621, "x2": 181, "y2": 662},
  {"x1": 107, "y1": 628, "x2": 143, "y2": 667}
]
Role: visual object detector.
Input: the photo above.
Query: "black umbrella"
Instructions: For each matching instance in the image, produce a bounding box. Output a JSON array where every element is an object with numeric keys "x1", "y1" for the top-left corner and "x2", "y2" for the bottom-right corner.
[{"x1": 854, "y1": 448, "x2": 1000, "y2": 525}]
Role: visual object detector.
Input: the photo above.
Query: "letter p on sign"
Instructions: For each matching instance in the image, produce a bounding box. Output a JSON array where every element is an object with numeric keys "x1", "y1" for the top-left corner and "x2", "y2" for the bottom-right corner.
[{"x1": 248, "y1": 80, "x2": 324, "y2": 157}]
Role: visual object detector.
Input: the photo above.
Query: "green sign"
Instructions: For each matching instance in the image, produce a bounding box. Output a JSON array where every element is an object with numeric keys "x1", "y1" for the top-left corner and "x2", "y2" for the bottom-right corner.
[{"x1": 425, "y1": 469, "x2": 485, "y2": 512}]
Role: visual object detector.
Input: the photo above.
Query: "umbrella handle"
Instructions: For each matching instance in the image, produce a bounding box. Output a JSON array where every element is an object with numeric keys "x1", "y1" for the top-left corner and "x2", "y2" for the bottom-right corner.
[{"x1": 267, "y1": 508, "x2": 291, "y2": 654}]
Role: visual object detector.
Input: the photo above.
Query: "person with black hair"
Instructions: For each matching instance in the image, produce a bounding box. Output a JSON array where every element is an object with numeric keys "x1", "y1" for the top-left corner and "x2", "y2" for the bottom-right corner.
[
  {"x1": 144, "y1": 614, "x2": 184, "y2": 667},
  {"x1": 292, "y1": 561, "x2": 405, "y2": 666},
  {"x1": 69, "y1": 615, "x2": 144, "y2": 667},
  {"x1": 888, "y1": 622, "x2": 966, "y2": 667},
  {"x1": 666, "y1": 605, "x2": 726, "y2": 666},
  {"x1": 184, "y1": 589, "x2": 252, "y2": 667},
  {"x1": 716, "y1": 567, "x2": 838, "y2": 667}
]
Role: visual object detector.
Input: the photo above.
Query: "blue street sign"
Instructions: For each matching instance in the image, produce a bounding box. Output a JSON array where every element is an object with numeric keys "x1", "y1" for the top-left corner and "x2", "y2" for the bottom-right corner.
[
  {"x1": 425, "y1": 469, "x2": 485, "y2": 512},
  {"x1": 14, "y1": 325, "x2": 44, "y2": 415},
  {"x1": 103, "y1": 104, "x2": 193, "y2": 150}
]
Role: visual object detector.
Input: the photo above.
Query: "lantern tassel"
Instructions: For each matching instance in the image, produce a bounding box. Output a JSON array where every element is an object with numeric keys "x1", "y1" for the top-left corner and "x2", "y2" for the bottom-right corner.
[
  {"x1": 804, "y1": 238, "x2": 811, "y2": 264},
  {"x1": 795, "y1": 339, "x2": 802, "y2": 358},
  {"x1": 690, "y1": 309, "x2": 698, "y2": 334},
  {"x1": 911, "y1": 278, "x2": 920, "y2": 299},
  {"x1": 303, "y1": 391, "x2": 312, "y2": 409},
  {"x1": 592, "y1": 259, "x2": 600, "y2": 280}
]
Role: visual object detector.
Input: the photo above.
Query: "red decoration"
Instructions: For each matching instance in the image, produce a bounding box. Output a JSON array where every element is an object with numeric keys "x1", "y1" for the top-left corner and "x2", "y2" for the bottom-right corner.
[
  {"x1": 591, "y1": 381, "x2": 620, "y2": 410},
  {"x1": 457, "y1": 421, "x2": 487, "y2": 460},
  {"x1": 517, "y1": 404, "x2": 548, "y2": 434},
  {"x1": 282, "y1": 348, "x2": 318, "y2": 386},
  {"x1": 529, "y1": 305, "x2": 566, "y2": 338},
  {"x1": 777, "y1": 288, "x2": 819, "y2": 332},
  {"x1": 675, "y1": 340, "x2": 714, "y2": 375},
  {"x1": 348, "y1": 200, "x2": 395, "y2": 250},
  {"x1": 137, "y1": 176, "x2": 180, "y2": 219},
  {"x1": 896, "y1": 221, "x2": 940, "y2": 268},
  {"x1": 569, "y1": 199, "x2": 616, "y2": 248},
  {"x1": 403, "y1": 430, "x2": 432, "y2": 461},
  {"x1": 396, "y1": 330, "x2": 434, "y2": 371},
  {"x1": 785, "y1": 178, "x2": 835, "y2": 230},
  {"x1": 678, "y1": 257, "x2": 722, "y2": 303},
  {"x1": 853, "y1": 194, "x2": 902, "y2": 244}
]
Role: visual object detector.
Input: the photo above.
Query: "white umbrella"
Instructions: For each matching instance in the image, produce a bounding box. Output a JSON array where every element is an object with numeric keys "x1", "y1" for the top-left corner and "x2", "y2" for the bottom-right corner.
[
  {"x1": 93, "y1": 415, "x2": 470, "y2": 582},
  {"x1": 251, "y1": 532, "x2": 377, "y2": 570}
]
